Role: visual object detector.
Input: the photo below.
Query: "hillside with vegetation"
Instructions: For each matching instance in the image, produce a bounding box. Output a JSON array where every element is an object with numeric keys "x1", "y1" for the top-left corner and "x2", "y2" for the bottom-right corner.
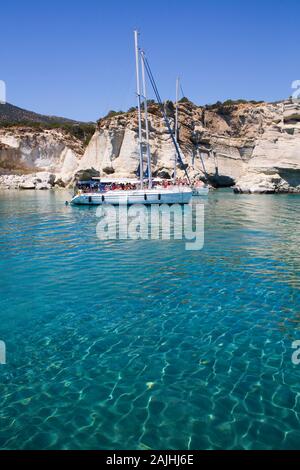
[{"x1": 0, "y1": 103, "x2": 96, "y2": 145}]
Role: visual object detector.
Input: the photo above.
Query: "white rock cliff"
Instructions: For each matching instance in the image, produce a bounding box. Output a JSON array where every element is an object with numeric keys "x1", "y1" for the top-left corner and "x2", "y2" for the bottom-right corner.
[
  {"x1": 0, "y1": 127, "x2": 84, "y2": 189},
  {"x1": 0, "y1": 99, "x2": 300, "y2": 193}
]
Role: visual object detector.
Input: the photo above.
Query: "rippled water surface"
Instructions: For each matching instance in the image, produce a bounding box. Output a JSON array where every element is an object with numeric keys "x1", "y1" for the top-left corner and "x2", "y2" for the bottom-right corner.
[{"x1": 0, "y1": 189, "x2": 300, "y2": 449}]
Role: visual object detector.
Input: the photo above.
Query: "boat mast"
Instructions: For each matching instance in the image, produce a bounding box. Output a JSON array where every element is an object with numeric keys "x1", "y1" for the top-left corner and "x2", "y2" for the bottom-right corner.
[
  {"x1": 134, "y1": 30, "x2": 144, "y2": 189},
  {"x1": 141, "y1": 46, "x2": 191, "y2": 185},
  {"x1": 141, "y1": 51, "x2": 152, "y2": 189},
  {"x1": 174, "y1": 77, "x2": 179, "y2": 184}
]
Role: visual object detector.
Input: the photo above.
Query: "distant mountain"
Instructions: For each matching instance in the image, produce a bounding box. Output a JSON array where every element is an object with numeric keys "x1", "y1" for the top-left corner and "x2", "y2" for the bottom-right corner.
[
  {"x1": 0, "y1": 103, "x2": 96, "y2": 145},
  {"x1": 0, "y1": 102, "x2": 85, "y2": 125}
]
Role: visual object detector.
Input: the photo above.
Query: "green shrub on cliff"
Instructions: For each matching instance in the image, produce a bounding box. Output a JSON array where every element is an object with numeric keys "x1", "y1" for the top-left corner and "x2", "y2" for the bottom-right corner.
[
  {"x1": 206, "y1": 99, "x2": 264, "y2": 112},
  {"x1": 104, "y1": 110, "x2": 125, "y2": 118}
]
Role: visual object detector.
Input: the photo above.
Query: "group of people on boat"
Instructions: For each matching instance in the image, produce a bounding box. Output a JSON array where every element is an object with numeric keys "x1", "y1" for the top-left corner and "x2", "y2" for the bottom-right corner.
[{"x1": 75, "y1": 176, "x2": 207, "y2": 195}]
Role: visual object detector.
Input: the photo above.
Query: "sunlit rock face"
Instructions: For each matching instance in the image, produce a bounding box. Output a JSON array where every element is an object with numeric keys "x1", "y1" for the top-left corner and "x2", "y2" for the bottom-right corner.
[
  {"x1": 1, "y1": 99, "x2": 300, "y2": 192},
  {"x1": 79, "y1": 112, "x2": 177, "y2": 179},
  {"x1": 233, "y1": 101, "x2": 300, "y2": 193},
  {"x1": 77, "y1": 99, "x2": 300, "y2": 192},
  {"x1": 0, "y1": 128, "x2": 84, "y2": 188}
]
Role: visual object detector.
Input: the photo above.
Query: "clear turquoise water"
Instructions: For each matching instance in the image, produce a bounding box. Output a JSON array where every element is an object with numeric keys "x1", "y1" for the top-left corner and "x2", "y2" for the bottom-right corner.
[{"x1": 0, "y1": 189, "x2": 300, "y2": 450}]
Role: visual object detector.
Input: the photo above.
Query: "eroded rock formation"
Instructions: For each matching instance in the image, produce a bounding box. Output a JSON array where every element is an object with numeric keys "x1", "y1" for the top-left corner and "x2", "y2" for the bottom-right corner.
[
  {"x1": 0, "y1": 99, "x2": 300, "y2": 193},
  {"x1": 0, "y1": 127, "x2": 84, "y2": 189},
  {"x1": 79, "y1": 99, "x2": 300, "y2": 193}
]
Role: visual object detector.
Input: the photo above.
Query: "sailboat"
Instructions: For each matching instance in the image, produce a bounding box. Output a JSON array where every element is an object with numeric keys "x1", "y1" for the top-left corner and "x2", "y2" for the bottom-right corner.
[{"x1": 71, "y1": 31, "x2": 192, "y2": 206}]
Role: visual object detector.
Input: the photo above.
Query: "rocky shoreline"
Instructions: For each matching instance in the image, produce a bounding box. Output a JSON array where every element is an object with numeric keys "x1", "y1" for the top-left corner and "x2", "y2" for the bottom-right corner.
[
  {"x1": 1, "y1": 171, "x2": 299, "y2": 194},
  {"x1": 233, "y1": 171, "x2": 300, "y2": 194},
  {"x1": 1, "y1": 99, "x2": 300, "y2": 194},
  {"x1": 0, "y1": 172, "x2": 61, "y2": 190}
]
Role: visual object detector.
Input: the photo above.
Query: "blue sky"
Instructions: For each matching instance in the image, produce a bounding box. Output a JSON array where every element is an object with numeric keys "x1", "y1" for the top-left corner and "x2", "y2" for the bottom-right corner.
[{"x1": 1, "y1": 0, "x2": 300, "y2": 121}]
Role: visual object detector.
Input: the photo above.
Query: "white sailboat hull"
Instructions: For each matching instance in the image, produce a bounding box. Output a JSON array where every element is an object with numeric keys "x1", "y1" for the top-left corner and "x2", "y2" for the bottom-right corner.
[{"x1": 71, "y1": 188, "x2": 192, "y2": 205}]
